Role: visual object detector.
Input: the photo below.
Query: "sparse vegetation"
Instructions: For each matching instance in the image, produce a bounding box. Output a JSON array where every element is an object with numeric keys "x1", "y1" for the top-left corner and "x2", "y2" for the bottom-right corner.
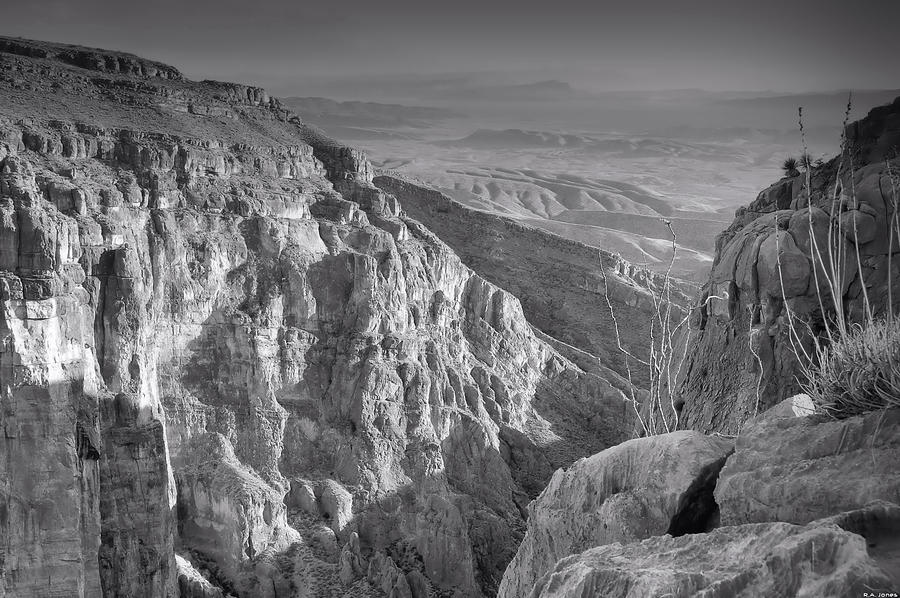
[
  {"x1": 782, "y1": 156, "x2": 800, "y2": 178},
  {"x1": 777, "y1": 100, "x2": 900, "y2": 419},
  {"x1": 799, "y1": 151, "x2": 814, "y2": 170},
  {"x1": 803, "y1": 317, "x2": 900, "y2": 416},
  {"x1": 600, "y1": 223, "x2": 719, "y2": 436}
]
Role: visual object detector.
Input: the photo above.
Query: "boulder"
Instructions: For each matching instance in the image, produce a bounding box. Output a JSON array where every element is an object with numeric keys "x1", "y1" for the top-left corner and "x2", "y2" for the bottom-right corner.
[
  {"x1": 498, "y1": 431, "x2": 733, "y2": 598},
  {"x1": 286, "y1": 479, "x2": 318, "y2": 515},
  {"x1": 840, "y1": 209, "x2": 878, "y2": 245},
  {"x1": 756, "y1": 229, "x2": 810, "y2": 298},
  {"x1": 818, "y1": 501, "x2": 900, "y2": 588},
  {"x1": 527, "y1": 512, "x2": 895, "y2": 598},
  {"x1": 316, "y1": 479, "x2": 353, "y2": 536},
  {"x1": 715, "y1": 397, "x2": 900, "y2": 526}
]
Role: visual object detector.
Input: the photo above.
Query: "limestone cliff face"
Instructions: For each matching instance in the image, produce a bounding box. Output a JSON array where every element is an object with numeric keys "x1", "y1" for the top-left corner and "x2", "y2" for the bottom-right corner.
[
  {"x1": 373, "y1": 175, "x2": 692, "y2": 389},
  {"x1": 677, "y1": 97, "x2": 900, "y2": 433},
  {"x1": 0, "y1": 37, "x2": 633, "y2": 597}
]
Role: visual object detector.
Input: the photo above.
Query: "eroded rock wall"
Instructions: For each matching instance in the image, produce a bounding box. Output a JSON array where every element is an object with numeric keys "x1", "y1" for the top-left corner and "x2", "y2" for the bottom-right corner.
[
  {"x1": 0, "y1": 37, "x2": 634, "y2": 597},
  {"x1": 373, "y1": 175, "x2": 692, "y2": 389},
  {"x1": 677, "y1": 97, "x2": 900, "y2": 433}
]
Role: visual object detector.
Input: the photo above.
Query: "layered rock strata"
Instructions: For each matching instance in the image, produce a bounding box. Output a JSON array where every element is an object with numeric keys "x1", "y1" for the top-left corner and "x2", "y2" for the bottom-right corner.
[
  {"x1": 0, "y1": 37, "x2": 633, "y2": 597},
  {"x1": 374, "y1": 175, "x2": 692, "y2": 388}
]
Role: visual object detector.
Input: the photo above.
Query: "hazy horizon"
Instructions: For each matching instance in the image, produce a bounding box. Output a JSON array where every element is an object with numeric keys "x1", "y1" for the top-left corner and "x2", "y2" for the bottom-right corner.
[
  {"x1": 3, "y1": 0, "x2": 898, "y2": 98},
  {"x1": 3, "y1": 0, "x2": 896, "y2": 280}
]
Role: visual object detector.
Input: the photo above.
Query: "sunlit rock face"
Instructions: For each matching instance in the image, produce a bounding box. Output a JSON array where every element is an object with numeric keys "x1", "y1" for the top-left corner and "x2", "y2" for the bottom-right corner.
[
  {"x1": 373, "y1": 175, "x2": 692, "y2": 391},
  {"x1": 677, "y1": 97, "x2": 900, "y2": 434},
  {"x1": 0, "y1": 37, "x2": 633, "y2": 597}
]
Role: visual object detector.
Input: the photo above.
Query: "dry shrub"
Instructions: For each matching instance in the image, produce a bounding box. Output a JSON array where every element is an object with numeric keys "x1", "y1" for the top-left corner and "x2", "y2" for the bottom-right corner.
[
  {"x1": 780, "y1": 100, "x2": 900, "y2": 420},
  {"x1": 803, "y1": 317, "x2": 900, "y2": 417}
]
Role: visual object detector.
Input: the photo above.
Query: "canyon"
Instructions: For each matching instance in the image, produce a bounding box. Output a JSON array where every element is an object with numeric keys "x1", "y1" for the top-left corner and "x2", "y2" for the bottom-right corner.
[
  {"x1": 0, "y1": 37, "x2": 641, "y2": 597},
  {"x1": 1, "y1": 36, "x2": 899, "y2": 598}
]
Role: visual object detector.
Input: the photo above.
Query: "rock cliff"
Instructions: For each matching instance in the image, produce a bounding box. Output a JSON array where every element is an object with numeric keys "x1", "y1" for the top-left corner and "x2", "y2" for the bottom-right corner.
[
  {"x1": 0, "y1": 37, "x2": 634, "y2": 597},
  {"x1": 676, "y1": 97, "x2": 900, "y2": 433},
  {"x1": 373, "y1": 175, "x2": 692, "y2": 388}
]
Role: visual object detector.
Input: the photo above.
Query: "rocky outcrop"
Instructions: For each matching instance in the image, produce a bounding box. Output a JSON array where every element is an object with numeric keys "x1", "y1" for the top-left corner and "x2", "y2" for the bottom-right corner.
[
  {"x1": 0, "y1": 158, "x2": 179, "y2": 597},
  {"x1": 502, "y1": 397, "x2": 900, "y2": 597},
  {"x1": 715, "y1": 397, "x2": 900, "y2": 527},
  {"x1": 0, "y1": 224, "x2": 105, "y2": 595},
  {"x1": 0, "y1": 37, "x2": 634, "y2": 597},
  {"x1": 99, "y1": 393, "x2": 177, "y2": 598},
  {"x1": 0, "y1": 37, "x2": 183, "y2": 80},
  {"x1": 677, "y1": 97, "x2": 900, "y2": 433},
  {"x1": 498, "y1": 431, "x2": 732, "y2": 598},
  {"x1": 176, "y1": 555, "x2": 227, "y2": 598},
  {"x1": 527, "y1": 511, "x2": 895, "y2": 598},
  {"x1": 175, "y1": 433, "x2": 299, "y2": 594},
  {"x1": 374, "y1": 175, "x2": 692, "y2": 388}
]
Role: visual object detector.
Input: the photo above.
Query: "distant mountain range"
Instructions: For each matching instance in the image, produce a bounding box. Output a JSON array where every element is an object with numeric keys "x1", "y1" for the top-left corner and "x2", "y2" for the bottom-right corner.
[
  {"x1": 717, "y1": 89, "x2": 900, "y2": 112},
  {"x1": 414, "y1": 166, "x2": 726, "y2": 278},
  {"x1": 436, "y1": 128, "x2": 745, "y2": 161},
  {"x1": 437, "y1": 79, "x2": 592, "y2": 102},
  {"x1": 282, "y1": 96, "x2": 460, "y2": 129}
]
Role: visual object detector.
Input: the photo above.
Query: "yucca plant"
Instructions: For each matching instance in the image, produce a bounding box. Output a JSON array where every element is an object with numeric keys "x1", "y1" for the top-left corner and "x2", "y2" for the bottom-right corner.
[
  {"x1": 782, "y1": 156, "x2": 800, "y2": 178},
  {"x1": 799, "y1": 152, "x2": 814, "y2": 170}
]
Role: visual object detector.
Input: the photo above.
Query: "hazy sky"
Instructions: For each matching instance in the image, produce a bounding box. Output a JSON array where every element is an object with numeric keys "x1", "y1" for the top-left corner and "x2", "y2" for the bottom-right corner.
[{"x1": 2, "y1": 0, "x2": 898, "y2": 96}]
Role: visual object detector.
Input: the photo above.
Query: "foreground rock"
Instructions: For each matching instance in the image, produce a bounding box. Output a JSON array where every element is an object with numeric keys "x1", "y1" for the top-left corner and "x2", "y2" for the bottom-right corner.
[
  {"x1": 716, "y1": 397, "x2": 900, "y2": 526},
  {"x1": 502, "y1": 397, "x2": 900, "y2": 597},
  {"x1": 528, "y1": 511, "x2": 895, "y2": 598},
  {"x1": 819, "y1": 501, "x2": 900, "y2": 588},
  {"x1": 498, "y1": 431, "x2": 733, "y2": 598}
]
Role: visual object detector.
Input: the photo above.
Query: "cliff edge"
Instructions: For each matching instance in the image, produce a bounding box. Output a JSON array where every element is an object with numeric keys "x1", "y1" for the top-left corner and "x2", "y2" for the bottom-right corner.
[{"x1": 0, "y1": 37, "x2": 634, "y2": 597}]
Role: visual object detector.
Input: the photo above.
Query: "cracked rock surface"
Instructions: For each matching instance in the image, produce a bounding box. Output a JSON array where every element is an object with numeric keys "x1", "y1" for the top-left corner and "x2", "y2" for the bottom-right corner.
[{"x1": 497, "y1": 430, "x2": 733, "y2": 598}]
